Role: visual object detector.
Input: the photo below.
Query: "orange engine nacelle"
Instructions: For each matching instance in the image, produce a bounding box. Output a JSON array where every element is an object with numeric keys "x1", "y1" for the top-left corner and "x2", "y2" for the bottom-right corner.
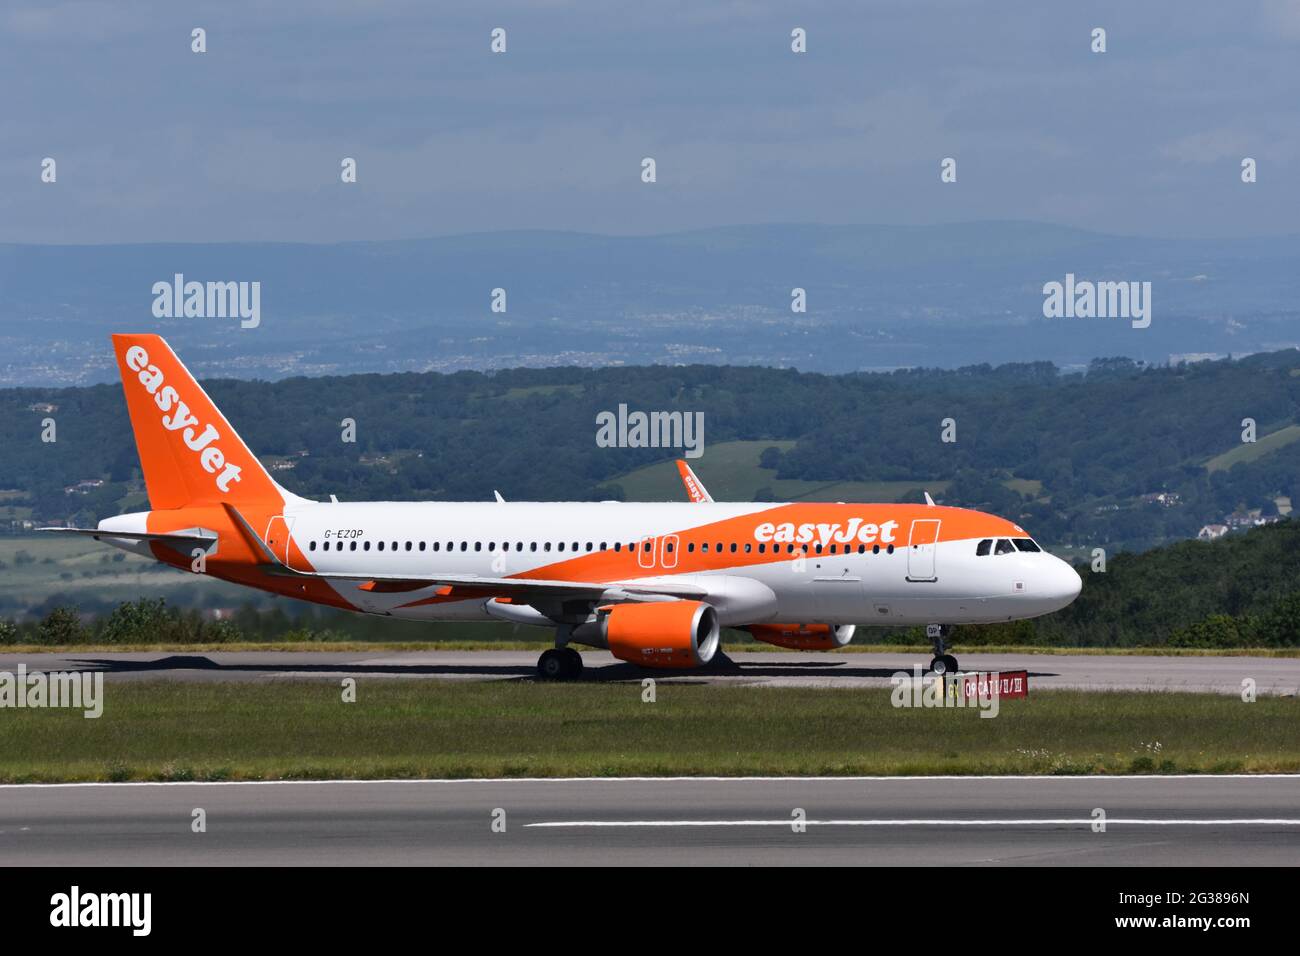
[
  {"x1": 601, "y1": 601, "x2": 721, "y2": 669},
  {"x1": 746, "y1": 623, "x2": 856, "y2": 650}
]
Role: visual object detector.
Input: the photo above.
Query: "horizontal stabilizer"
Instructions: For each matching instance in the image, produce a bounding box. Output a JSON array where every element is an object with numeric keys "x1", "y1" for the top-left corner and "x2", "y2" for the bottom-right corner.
[{"x1": 38, "y1": 527, "x2": 217, "y2": 549}]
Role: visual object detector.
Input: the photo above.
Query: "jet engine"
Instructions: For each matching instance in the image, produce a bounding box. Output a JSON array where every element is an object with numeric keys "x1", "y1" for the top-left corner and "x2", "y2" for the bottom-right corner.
[
  {"x1": 746, "y1": 623, "x2": 855, "y2": 650},
  {"x1": 581, "y1": 600, "x2": 721, "y2": 669}
]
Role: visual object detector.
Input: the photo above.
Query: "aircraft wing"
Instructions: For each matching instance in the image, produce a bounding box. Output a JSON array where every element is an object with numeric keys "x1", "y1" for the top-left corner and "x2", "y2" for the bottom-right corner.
[
  {"x1": 322, "y1": 572, "x2": 707, "y2": 601},
  {"x1": 675, "y1": 459, "x2": 714, "y2": 503}
]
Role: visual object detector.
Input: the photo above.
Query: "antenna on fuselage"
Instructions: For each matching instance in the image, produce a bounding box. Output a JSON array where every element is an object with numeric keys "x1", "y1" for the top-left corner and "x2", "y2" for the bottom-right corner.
[
  {"x1": 494, "y1": 490, "x2": 505, "y2": 503},
  {"x1": 924, "y1": 491, "x2": 936, "y2": 507}
]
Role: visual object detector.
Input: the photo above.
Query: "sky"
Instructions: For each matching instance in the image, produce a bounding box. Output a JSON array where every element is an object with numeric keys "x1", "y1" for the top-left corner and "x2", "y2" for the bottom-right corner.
[{"x1": 3, "y1": 0, "x2": 1299, "y2": 243}]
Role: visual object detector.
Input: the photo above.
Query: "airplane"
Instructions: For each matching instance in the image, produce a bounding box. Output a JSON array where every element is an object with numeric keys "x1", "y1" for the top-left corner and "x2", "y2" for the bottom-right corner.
[{"x1": 44, "y1": 334, "x2": 1083, "y2": 680}]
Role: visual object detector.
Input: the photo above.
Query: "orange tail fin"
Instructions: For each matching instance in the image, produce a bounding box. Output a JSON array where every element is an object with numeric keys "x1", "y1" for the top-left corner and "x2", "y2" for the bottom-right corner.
[{"x1": 112, "y1": 334, "x2": 284, "y2": 510}]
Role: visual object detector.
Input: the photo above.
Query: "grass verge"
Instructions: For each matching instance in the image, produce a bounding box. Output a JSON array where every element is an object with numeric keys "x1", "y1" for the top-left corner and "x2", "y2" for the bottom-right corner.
[
  {"x1": 0, "y1": 680, "x2": 1294, "y2": 782},
  {"x1": 2, "y1": 642, "x2": 1297, "y2": 656}
]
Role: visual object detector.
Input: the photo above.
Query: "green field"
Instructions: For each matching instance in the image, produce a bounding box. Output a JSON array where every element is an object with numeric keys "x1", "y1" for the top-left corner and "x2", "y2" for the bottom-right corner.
[
  {"x1": 1205, "y1": 423, "x2": 1300, "y2": 472},
  {"x1": 0, "y1": 534, "x2": 256, "y2": 616},
  {"x1": 1, "y1": 680, "x2": 1294, "y2": 782},
  {"x1": 613, "y1": 439, "x2": 951, "y2": 503}
]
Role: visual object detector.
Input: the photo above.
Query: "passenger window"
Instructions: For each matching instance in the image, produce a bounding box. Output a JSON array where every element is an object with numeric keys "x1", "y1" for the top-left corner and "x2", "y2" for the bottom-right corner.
[
  {"x1": 688, "y1": 543, "x2": 696, "y2": 553},
  {"x1": 459, "y1": 542, "x2": 467, "y2": 551},
  {"x1": 1013, "y1": 538, "x2": 1042, "y2": 553},
  {"x1": 744, "y1": 543, "x2": 752, "y2": 553},
  {"x1": 758, "y1": 544, "x2": 765, "y2": 554},
  {"x1": 665, "y1": 541, "x2": 674, "y2": 553},
  {"x1": 701, "y1": 543, "x2": 709, "y2": 553},
  {"x1": 995, "y1": 539, "x2": 1015, "y2": 555},
  {"x1": 613, "y1": 542, "x2": 621, "y2": 552},
  {"x1": 432, "y1": 542, "x2": 440, "y2": 552},
  {"x1": 377, "y1": 541, "x2": 385, "y2": 551},
  {"x1": 363, "y1": 541, "x2": 371, "y2": 551},
  {"x1": 419, "y1": 542, "x2": 426, "y2": 551},
  {"x1": 976, "y1": 539, "x2": 992, "y2": 556},
  {"x1": 405, "y1": 541, "x2": 412, "y2": 551},
  {"x1": 530, "y1": 542, "x2": 537, "y2": 552},
  {"x1": 349, "y1": 541, "x2": 357, "y2": 551},
  {"x1": 586, "y1": 542, "x2": 593, "y2": 552},
  {"x1": 309, "y1": 541, "x2": 317, "y2": 552},
  {"x1": 544, "y1": 542, "x2": 552, "y2": 552}
]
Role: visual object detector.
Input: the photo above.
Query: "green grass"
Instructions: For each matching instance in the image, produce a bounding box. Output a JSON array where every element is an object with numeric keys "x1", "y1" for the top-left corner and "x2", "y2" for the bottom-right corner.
[
  {"x1": 0, "y1": 681, "x2": 1294, "y2": 782},
  {"x1": 3, "y1": 641, "x2": 1297, "y2": 656},
  {"x1": 1205, "y1": 423, "x2": 1300, "y2": 472}
]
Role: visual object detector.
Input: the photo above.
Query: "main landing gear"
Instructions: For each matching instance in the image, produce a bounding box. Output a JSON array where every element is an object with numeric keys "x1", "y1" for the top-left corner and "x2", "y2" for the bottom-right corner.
[
  {"x1": 926, "y1": 623, "x2": 959, "y2": 675},
  {"x1": 537, "y1": 646, "x2": 584, "y2": 681}
]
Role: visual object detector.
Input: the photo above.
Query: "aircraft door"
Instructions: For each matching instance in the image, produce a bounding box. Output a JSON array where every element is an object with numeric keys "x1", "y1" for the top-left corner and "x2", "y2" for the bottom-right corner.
[{"x1": 906, "y1": 518, "x2": 940, "y2": 582}]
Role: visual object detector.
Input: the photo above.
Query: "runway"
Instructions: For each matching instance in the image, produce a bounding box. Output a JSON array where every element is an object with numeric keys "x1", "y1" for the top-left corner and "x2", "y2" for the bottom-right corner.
[
  {"x1": 2, "y1": 649, "x2": 1298, "y2": 694},
  {"x1": 2, "y1": 776, "x2": 1297, "y2": 865}
]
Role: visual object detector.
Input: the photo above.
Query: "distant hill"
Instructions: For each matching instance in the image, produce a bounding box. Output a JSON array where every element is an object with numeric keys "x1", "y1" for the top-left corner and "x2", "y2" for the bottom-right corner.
[{"x1": 2, "y1": 221, "x2": 1299, "y2": 386}]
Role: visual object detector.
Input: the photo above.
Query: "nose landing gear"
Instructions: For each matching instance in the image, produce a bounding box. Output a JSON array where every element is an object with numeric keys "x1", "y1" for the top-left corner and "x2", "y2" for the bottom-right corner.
[{"x1": 926, "y1": 623, "x2": 959, "y2": 675}]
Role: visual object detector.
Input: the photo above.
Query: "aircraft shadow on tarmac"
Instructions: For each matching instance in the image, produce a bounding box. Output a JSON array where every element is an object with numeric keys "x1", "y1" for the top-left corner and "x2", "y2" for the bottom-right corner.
[{"x1": 65, "y1": 654, "x2": 1060, "y2": 683}]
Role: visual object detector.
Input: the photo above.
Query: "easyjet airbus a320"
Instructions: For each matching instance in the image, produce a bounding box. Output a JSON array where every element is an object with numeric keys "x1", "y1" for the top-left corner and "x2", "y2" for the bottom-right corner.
[{"x1": 46, "y1": 334, "x2": 1083, "y2": 679}]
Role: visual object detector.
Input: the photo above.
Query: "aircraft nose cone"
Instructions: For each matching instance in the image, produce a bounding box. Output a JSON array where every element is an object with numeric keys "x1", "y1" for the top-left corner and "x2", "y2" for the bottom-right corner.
[{"x1": 1050, "y1": 558, "x2": 1083, "y2": 606}]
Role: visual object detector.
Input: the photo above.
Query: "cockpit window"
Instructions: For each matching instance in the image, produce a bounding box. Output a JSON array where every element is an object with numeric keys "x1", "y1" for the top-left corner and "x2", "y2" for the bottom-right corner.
[
  {"x1": 976, "y1": 539, "x2": 992, "y2": 556},
  {"x1": 1013, "y1": 538, "x2": 1042, "y2": 552},
  {"x1": 994, "y1": 538, "x2": 1015, "y2": 555}
]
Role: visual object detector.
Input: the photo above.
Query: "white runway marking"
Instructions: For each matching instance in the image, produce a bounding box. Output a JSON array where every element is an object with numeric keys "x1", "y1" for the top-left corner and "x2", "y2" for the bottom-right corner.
[{"x1": 526, "y1": 817, "x2": 1300, "y2": 828}]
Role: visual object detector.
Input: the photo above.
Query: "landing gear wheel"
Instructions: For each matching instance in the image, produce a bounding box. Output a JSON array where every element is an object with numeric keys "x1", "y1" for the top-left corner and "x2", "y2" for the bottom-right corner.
[
  {"x1": 926, "y1": 624, "x2": 956, "y2": 676},
  {"x1": 537, "y1": 648, "x2": 570, "y2": 680},
  {"x1": 561, "y1": 647, "x2": 584, "y2": 678}
]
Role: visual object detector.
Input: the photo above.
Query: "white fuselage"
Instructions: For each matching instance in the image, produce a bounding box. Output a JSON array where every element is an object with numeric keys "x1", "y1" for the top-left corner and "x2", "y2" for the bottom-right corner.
[{"x1": 255, "y1": 499, "x2": 1083, "y2": 627}]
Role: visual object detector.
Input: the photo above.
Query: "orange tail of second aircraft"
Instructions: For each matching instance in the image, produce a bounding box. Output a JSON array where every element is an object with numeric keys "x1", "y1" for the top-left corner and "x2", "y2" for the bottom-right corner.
[{"x1": 111, "y1": 334, "x2": 284, "y2": 511}]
